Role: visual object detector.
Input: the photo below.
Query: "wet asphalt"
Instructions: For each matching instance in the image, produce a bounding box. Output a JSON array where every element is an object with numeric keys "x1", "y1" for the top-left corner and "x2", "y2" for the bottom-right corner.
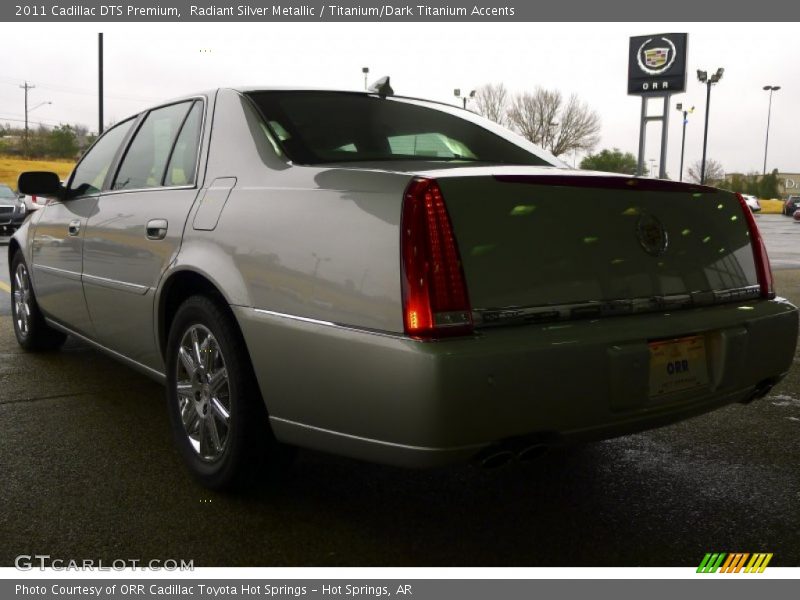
[{"x1": 0, "y1": 215, "x2": 799, "y2": 567}]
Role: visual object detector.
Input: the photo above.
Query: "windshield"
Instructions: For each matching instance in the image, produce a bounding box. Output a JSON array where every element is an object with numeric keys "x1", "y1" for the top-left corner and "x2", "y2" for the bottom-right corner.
[
  {"x1": 246, "y1": 91, "x2": 551, "y2": 166},
  {"x1": 0, "y1": 184, "x2": 17, "y2": 199}
]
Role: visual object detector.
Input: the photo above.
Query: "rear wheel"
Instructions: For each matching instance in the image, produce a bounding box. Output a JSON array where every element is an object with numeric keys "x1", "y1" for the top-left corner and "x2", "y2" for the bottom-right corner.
[
  {"x1": 165, "y1": 295, "x2": 290, "y2": 489},
  {"x1": 10, "y1": 251, "x2": 67, "y2": 351}
]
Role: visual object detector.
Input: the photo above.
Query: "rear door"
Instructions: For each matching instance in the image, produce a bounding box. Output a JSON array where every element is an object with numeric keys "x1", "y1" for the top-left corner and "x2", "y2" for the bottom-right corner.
[
  {"x1": 81, "y1": 99, "x2": 205, "y2": 369},
  {"x1": 31, "y1": 119, "x2": 135, "y2": 336}
]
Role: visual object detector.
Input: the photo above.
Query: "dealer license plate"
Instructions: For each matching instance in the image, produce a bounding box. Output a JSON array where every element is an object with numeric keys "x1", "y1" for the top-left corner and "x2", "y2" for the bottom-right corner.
[{"x1": 648, "y1": 335, "x2": 709, "y2": 398}]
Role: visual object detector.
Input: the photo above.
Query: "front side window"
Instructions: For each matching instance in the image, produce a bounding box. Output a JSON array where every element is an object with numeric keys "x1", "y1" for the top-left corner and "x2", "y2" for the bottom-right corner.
[
  {"x1": 112, "y1": 102, "x2": 193, "y2": 191},
  {"x1": 69, "y1": 119, "x2": 134, "y2": 197},
  {"x1": 246, "y1": 91, "x2": 550, "y2": 166}
]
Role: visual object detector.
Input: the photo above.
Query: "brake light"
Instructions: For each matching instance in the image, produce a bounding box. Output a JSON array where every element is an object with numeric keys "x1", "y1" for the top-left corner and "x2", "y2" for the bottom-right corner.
[
  {"x1": 736, "y1": 192, "x2": 774, "y2": 299},
  {"x1": 400, "y1": 178, "x2": 473, "y2": 337}
]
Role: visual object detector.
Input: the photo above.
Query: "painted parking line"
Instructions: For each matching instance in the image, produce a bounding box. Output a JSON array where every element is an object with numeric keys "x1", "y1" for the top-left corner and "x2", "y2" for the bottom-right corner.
[{"x1": 0, "y1": 280, "x2": 10, "y2": 293}]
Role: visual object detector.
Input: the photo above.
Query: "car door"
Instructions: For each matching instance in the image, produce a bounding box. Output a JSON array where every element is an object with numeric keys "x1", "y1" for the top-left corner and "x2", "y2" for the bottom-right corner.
[
  {"x1": 81, "y1": 99, "x2": 205, "y2": 370},
  {"x1": 31, "y1": 119, "x2": 135, "y2": 337}
]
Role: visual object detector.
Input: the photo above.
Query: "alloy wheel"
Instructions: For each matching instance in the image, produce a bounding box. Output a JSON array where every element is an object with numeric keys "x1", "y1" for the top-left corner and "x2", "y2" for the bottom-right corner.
[
  {"x1": 175, "y1": 324, "x2": 232, "y2": 461},
  {"x1": 13, "y1": 263, "x2": 32, "y2": 337}
]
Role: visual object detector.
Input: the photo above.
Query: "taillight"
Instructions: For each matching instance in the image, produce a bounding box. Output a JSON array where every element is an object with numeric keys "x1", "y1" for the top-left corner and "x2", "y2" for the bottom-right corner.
[
  {"x1": 400, "y1": 177, "x2": 473, "y2": 338},
  {"x1": 736, "y1": 192, "x2": 774, "y2": 299}
]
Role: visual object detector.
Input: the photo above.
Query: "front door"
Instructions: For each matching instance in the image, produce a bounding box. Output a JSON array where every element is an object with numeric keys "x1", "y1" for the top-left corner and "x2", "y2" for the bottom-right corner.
[
  {"x1": 81, "y1": 100, "x2": 205, "y2": 371},
  {"x1": 31, "y1": 119, "x2": 135, "y2": 337}
]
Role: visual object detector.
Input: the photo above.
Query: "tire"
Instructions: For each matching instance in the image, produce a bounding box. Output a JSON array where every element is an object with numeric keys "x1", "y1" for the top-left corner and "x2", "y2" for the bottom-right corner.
[
  {"x1": 10, "y1": 251, "x2": 67, "y2": 351},
  {"x1": 165, "y1": 295, "x2": 291, "y2": 489}
]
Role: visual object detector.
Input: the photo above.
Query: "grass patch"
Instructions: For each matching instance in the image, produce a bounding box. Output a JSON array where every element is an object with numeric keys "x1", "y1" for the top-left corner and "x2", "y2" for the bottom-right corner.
[{"x1": 0, "y1": 156, "x2": 75, "y2": 190}]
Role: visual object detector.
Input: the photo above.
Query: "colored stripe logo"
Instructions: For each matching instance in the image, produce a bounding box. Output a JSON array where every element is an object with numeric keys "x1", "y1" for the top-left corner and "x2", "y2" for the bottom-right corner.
[{"x1": 697, "y1": 553, "x2": 773, "y2": 573}]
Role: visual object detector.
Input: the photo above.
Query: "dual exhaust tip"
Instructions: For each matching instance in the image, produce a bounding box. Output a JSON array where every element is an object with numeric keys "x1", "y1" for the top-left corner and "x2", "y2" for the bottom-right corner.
[{"x1": 476, "y1": 440, "x2": 551, "y2": 468}]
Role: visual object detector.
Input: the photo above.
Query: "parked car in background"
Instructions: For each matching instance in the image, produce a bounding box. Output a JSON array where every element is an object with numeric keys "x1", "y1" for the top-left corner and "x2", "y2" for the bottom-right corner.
[
  {"x1": 19, "y1": 192, "x2": 49, "y2": 212},
  {"x1": 0, "y1": 183, "x2": 27, "y2": 234},
  {"x1": 10, "y1": 86, "x2": 800, "y2": 489},
  {"x1": 783, "y1": 195, "x2": 800, "y2": 215},
  {"x1": 742, "y1": 194, "x2": 761, "y2": 213}
]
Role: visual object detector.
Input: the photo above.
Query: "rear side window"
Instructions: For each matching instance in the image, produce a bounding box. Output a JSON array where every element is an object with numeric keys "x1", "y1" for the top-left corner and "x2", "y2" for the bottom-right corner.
[
  {"x1": 69, "y1": 119, "x2": 134, "y2": 197},
  {"x1": 112, "y1": 102, "x2": 192, "y2": 191},
  {"x1": 164, "y1": 101, "x2": 203, "y2": 186}
]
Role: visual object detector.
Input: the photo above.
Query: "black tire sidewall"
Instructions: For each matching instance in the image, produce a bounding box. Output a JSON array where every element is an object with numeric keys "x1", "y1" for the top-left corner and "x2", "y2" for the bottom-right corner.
[
  {"x1": 10, "y1": 250, "x2": 65, "y2": 351},
  {"x1": 165, "y1": 295, "x2": 266, "y2": 489}
]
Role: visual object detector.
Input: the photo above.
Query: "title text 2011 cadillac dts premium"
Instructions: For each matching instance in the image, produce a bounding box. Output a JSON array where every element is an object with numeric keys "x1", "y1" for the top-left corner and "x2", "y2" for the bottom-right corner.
[{"x1": 10, "y1": 85, "x2": 798, "y2": 488}]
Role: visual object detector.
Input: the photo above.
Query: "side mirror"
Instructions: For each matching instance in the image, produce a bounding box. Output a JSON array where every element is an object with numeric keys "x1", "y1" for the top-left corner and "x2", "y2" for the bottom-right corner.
[{"x1": 18, "y1": 171, "x2": 64, "y2": 199}]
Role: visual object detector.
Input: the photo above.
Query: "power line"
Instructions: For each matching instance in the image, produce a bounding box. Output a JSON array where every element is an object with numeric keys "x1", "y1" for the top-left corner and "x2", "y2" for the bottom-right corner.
[{"x1": 0, "y1": 77, "x2": 159, "y2": 104}]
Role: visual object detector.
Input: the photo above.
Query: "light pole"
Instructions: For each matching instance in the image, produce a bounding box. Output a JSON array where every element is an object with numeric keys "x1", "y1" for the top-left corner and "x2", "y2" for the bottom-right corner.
[
  {"x1": 697, "y1": 67, "x2": 724, "y2": 184},
  {"x1": 675, "y1": 102, "x2": 694, "y2": 182},
  {"x1": 453, "y1": 88, "x2": 475, "y2": 109},
  {"x1": 362, "y1": 67, "x2": 369, "y2": 90},
  {"x1": 762, "y1": 85, "x2": 780, "y2": 175},
  {"x1": 648, "y1": 158, "x2": 657, "y2": 176}
]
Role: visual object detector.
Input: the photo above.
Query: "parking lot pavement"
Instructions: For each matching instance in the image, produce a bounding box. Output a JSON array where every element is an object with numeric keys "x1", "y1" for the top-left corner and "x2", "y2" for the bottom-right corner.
[
  {"x1": 757, "y1": 213, "x2": 800, "y2": 269},
  {"x1": 1, "y1": 231, "x2": 800, "y2": 568}
]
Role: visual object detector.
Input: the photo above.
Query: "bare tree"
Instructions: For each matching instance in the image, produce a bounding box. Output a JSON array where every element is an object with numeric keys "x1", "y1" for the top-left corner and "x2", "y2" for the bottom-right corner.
[
  {"x1": 473, "y1": 83, "x2": 509, "y2": 126},
  {"x1": 687, "y1": 158, "x2": 725, "y2": 185},
  {"x1": 506, "y1": 87, "x2": 600, "y2": 157}
]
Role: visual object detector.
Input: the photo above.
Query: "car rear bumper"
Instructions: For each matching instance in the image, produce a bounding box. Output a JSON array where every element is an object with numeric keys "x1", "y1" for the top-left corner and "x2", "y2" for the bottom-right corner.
[{"x1": 234, "y1": 297, "x2": 798, "y2": 467}]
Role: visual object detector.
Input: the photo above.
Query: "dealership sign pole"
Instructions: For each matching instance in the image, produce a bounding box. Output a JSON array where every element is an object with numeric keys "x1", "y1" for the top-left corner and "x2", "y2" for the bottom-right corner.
[{"x1": 628, "y1": 33, "x2": 688, "y2": 178}]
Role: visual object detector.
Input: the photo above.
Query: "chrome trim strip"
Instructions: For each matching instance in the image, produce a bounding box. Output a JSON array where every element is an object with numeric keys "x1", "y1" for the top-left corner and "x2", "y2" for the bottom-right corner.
[
  {"x1": 475, "y1": 285, "x2": 763, "y2": 327},
  {"x1": 269, "y1": 417, "x2": 484, "y2": 453},
  {"x1": 251, "y1": 307, "x2": 406, "y2": 339},
  {"x1": 33, "y1": 263, "x2": 82, "y2": 282},
  {"x1": 100, "y1": 184, "x2": 197, "y2": 197},
  {"x1": 44, "y1": 318, "x2": 166, "y2": 384},
  {"x1": 82, "y1": 272, "x2": 149, "y2": 295}
]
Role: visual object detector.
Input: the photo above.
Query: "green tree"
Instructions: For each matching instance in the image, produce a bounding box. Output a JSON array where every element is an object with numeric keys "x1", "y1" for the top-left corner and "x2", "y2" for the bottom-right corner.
[
  {"x1": 759, "y1": 169, "x2": 779, "y2": 199},
  {"x1": 580, "y1": 148, "x2": 639, "y2": 175},
  {"x1": 47, "y1": 124, "x2": 79, "y2": 158}
]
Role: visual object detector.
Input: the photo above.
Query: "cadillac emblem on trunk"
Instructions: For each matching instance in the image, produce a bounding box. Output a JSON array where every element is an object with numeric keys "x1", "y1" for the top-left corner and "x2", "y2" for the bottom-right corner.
[{"x1": 636, "y1": 213, "x2": 669, "y2": 256}]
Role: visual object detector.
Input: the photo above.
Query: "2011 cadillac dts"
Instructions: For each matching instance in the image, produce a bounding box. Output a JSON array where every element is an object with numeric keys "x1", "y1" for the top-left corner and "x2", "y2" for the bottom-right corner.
[{"x1": 10, "y1": 85, "x2": 798, "y2": 488}]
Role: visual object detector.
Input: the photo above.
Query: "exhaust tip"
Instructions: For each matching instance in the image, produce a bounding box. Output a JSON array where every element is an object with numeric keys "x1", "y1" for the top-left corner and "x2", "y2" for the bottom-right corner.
[
  {"x1": 479, "y1": 450, "x2": 515, "y2": 468},
  {"x1": 517, "y1": 444, "x2": 548, "y2": 462},
  {"x1": 741, "y1": 379, "x2": 777, "y2": 404}
]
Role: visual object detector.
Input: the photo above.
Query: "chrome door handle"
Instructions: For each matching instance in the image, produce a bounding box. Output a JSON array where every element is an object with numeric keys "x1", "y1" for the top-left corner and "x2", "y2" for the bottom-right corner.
[
  {"x1": 146, "y1": 219, "x2": 168, "y2": 240},
  {"x1": 68, "y1": 219, "x2": 81, "y2": 236}
]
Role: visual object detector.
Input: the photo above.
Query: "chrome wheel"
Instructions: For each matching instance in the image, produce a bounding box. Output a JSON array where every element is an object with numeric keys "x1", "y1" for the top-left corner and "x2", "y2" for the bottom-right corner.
[
  {"x1": 13, "y1": 263, "x2": 32, "y2": 337},
  {"x1": 175, "y1": 324, "x2": 231, "y2": 461}
]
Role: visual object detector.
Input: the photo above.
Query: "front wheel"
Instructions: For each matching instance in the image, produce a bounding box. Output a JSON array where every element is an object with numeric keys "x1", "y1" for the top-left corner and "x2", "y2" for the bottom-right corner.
[
  {"x1": 165, "y1": 295, "x2": 288, "y2": 489},
  {"x1": 10, "y1": 251, "x2": 67, "y2": 351}
]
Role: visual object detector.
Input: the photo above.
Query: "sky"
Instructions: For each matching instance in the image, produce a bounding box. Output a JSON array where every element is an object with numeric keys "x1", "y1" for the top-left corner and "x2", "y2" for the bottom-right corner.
[{"x1": 0, "y1": 21, "x2": 797, "y2": 177}]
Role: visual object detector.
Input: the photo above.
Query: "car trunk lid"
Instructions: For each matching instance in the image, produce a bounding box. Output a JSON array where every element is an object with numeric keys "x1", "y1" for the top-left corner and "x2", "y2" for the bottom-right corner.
[{"x1": 432, "y1": 173, "x2": 760, "y2": 326}]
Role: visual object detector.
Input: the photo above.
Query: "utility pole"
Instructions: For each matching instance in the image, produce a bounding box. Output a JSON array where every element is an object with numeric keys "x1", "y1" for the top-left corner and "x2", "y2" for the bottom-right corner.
[
  {"x1": 99, "y1": 32, "x2": 104, "y2": 134},
  {"x1": 20, "y1": 81, "x2": 34, "y2": 157}
]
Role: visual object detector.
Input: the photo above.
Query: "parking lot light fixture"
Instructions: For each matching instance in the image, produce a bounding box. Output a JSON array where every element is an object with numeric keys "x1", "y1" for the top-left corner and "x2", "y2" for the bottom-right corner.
[
  {"x1": 762, "y1": 85, "x2": 780, "y2": 175},
  {"x1": 362, "y1": 67, "x2": 369, "y2": 90},
  {"x1": 698, "y1": 67, "x2": 724, "y2": 184},
  {"x1": 453, "y1": 88, "x2": 476, "y2": 109},
  {"x1": 675, "y1": 103, "x2": 695, "y2": 182}
]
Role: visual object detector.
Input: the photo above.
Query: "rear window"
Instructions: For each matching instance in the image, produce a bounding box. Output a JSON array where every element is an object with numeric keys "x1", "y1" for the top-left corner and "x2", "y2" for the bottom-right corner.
[{"x1": 246, "y1": 91, "x2": 549, "y2": 166}]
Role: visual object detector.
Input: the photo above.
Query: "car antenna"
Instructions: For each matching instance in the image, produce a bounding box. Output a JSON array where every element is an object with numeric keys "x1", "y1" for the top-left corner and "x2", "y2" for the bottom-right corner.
[{"x1": 368, "y1": 76, "x2": 394, "y2": 98}]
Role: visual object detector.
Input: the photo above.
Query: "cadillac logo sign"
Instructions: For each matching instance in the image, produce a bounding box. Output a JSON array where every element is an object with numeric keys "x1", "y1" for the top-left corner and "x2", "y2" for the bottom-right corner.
[
  {"x1": 640, "y1": 41, "x2": 674, "y2": 73},
  {"x1": 629, "y1": 33, "x2": 687, "y2": 95},
  {"x1": 636, "y1": 213, "x2": 668, "y2": 256}
]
